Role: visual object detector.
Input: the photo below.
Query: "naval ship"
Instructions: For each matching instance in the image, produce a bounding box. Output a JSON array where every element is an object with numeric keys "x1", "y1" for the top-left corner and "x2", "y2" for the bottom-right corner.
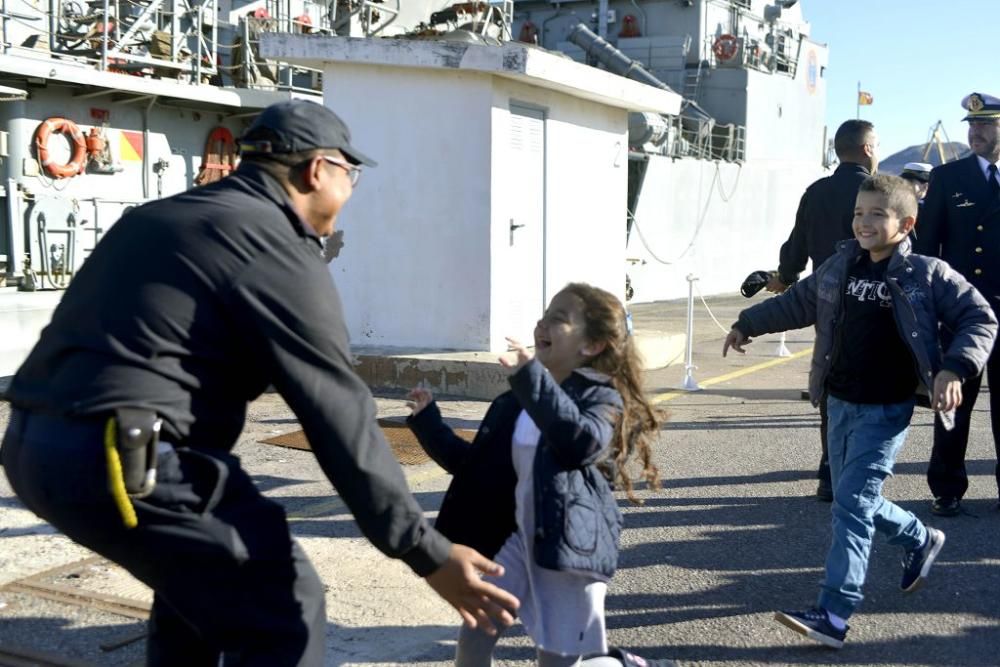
[{"x1": 0, "y1": 0, "x2": 829, "y2": 372}]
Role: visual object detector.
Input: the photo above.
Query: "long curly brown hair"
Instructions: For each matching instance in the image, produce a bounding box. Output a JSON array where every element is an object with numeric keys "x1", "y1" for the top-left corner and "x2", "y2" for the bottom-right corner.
[{"x1": 559, "y1": 282, "x2": 663, "y2": 504}]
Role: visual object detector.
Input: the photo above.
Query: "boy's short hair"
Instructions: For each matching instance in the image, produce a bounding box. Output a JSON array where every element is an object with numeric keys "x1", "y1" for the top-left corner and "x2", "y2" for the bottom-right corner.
[{"x1": 858, "y1": 174, "x2": 918, "y2": 220}]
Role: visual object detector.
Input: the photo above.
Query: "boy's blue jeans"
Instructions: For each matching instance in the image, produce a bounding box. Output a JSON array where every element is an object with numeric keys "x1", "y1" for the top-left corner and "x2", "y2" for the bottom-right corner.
[{"x1": 818, "y1": 395, "x2": 927, "y2": 619}]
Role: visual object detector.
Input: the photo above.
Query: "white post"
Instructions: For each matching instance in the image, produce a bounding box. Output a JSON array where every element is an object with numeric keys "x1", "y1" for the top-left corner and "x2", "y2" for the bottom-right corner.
[
  {"x1": 680, "y1": 273, "x2": 701, "y2": 391},
  {"x1": 775, "y1": 331, "x2": 791, "y2": 357}
]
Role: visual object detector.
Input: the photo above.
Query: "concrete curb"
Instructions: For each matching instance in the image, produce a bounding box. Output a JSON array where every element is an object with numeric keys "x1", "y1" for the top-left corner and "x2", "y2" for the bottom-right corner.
[{"x1": 352, "y1": 331, "x2": 687, "y2": 400}]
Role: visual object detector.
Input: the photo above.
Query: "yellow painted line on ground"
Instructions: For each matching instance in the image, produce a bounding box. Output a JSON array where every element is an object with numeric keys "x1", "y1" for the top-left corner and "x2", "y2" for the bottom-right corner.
[{"x1": 651, "y1": 347, "x2": 813, "y2": 404}]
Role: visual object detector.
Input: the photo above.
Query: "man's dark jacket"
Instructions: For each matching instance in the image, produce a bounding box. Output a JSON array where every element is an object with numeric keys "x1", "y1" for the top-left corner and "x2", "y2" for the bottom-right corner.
[
  {"x1": 408, "y1": 360, "x2": 624, "y2": 579},
  {"x1": 912, "y1": 154, "x2": 1000, "y2": 309},
  {"x1": 777, "y1": 162, "x2": 871, "y2": 285},
  {"x1": 4, "y1": 163, "x2": 451, "y2": 576}
]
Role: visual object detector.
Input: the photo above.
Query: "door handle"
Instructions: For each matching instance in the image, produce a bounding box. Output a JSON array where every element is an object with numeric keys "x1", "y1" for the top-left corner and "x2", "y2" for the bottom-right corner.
[{"x1": 509, "y1": 219, "x2": 525, "y2": 245}]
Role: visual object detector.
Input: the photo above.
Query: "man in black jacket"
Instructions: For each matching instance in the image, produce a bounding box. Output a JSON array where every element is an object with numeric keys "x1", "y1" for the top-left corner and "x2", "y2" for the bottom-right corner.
[
  {"x1": 765, "y1": 119, "x2": 878, "y2": 501},
  {"x1": 913, "y1": 92, "x2": 1000, "y2": 517},
  {"x1": 0, "y1": 100, "x2": 517, "y2": 665}
]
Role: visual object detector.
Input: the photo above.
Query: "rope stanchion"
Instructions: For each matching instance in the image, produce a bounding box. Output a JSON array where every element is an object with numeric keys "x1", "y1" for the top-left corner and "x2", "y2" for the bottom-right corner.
[
  {"x1": 694, "y1": 280, "x2": 735, "y2": 335},
  {"x1": 775, "y1": 331, "x2": 791, "y2": 357},
  {"x1": 680, "y1": 274, "x2": 701, "y2": 391}
]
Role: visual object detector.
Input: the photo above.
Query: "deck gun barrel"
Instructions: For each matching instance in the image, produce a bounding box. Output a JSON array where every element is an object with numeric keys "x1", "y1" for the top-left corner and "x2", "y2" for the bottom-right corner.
[{"x1": 565, "y1": 22, "x2": 672, "y2": 92}]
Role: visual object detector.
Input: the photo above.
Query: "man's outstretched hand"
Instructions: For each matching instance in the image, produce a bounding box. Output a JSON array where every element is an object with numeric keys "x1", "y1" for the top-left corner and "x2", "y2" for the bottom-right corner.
[
  {"x1": 425, "y1": 544, "x2": 519, "y2": 635},
  {"x1": 723, "y1": 328, "x2": 752, "y2": 357}
]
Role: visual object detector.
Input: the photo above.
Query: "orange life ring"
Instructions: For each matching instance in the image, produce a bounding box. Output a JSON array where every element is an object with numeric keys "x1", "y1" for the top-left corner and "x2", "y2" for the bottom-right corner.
[
  {"x1": 35, "y1": 117, "x2": 87, "y2": 179},
  {"x1": 713, "y1": 34, "x2": 739, "y2": 62}
]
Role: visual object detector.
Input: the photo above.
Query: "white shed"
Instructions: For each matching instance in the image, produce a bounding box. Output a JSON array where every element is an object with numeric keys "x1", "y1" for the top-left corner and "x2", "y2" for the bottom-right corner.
[{"x1": 260, "y1": 35, "x2": 680, "y2": 352}]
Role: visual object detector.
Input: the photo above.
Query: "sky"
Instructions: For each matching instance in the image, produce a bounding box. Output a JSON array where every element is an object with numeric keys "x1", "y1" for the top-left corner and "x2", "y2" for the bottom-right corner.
[{"x1": 801, "y1": 0, "x2": 995, "y2": 159}]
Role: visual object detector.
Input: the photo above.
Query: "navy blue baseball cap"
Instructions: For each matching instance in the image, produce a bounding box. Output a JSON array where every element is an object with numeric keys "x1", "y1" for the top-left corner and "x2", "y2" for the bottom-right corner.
[{"x1": 240, "y1": 99, "x2": 377, "y2": 166}]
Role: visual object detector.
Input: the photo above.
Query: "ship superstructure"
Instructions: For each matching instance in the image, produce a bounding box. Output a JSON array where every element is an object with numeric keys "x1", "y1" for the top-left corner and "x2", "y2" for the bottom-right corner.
[
  {"x1": 506, "y1": 0, "x2": 830, "y2": 303},
  {"x1": 0, "y1": 0, "x2": 831, "y2": 369}
]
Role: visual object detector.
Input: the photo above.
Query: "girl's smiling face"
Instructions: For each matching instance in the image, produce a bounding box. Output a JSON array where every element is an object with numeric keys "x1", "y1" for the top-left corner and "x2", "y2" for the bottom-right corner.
[{"x1": 534, "y1": 291, "x2": 600, "y2": 382}]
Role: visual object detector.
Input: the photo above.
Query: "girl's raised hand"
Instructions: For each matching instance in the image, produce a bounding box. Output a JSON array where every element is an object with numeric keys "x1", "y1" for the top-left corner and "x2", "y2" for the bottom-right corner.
[
  {"x1": 406, "y1": 385, "x2": 433, "y2": 415},
  {"x1": 498, "y1": 337, "x2": 534, "y2": 373}
]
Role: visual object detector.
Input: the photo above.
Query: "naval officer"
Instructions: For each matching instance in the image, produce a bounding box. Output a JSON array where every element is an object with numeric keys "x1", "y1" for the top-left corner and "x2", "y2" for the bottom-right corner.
[{"x1": 913, "y1": 92, "x2": 1000, "y2": 516}]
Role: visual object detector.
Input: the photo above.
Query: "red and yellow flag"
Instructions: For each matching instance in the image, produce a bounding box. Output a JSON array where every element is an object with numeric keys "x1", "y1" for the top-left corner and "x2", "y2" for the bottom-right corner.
[
  {"x1": 119, "y1": 130, "x2": 143, "y2": 162},
  {"x1": 858, "y1": 91, "x2": 874, "y2": 106}
]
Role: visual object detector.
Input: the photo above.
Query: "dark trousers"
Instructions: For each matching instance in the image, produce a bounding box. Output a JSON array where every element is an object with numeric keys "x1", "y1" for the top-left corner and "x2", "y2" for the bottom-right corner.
[
  {"x1": 818, "y1": 396, "x2": 831, "y2": 484},
  {"x1": 928, "y1": 345, "x2": 1000, "y2": 501},
  {"x1": 1, "y1": 409, "x2": 326, "y2": 666}
]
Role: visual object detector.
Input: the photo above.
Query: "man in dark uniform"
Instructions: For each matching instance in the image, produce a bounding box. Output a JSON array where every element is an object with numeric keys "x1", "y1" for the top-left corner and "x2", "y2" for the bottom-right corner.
[
  {"x1": 0, "y1": 100, "x2": 517, "y2": 665},
  {"x1": 913, "y1": 92, "x2": 1000, "y2": 517},
  {"x1": 765, "y1": 119, "x2": 879, "y2": 502}
]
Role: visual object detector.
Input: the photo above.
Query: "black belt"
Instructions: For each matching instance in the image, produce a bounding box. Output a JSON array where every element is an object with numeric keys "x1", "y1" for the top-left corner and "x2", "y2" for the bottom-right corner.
[{"x1": 12, "y1": 407, "x2": 162, "y2": 528}]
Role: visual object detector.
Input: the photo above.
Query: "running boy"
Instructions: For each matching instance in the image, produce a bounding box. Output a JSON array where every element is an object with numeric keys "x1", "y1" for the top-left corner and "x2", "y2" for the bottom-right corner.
[
  {"x1": 723, "y1": 174, "x2": 997, "y2": 648},
  {"x1": 407, "y1": 282, "x2": 675, "y2": 666}
]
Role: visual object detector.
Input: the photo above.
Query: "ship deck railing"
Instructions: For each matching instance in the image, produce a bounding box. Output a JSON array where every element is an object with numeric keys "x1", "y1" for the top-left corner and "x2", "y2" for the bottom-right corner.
[
  {"x1": 0, "y1": 0, "x2": 328, "y2": 94},
  {"x1": 700, "y1": 32, "x2": 800, "y2": 79},
  {"x1": 660, "y1": 114, "x2": 745, "y2": 164}
]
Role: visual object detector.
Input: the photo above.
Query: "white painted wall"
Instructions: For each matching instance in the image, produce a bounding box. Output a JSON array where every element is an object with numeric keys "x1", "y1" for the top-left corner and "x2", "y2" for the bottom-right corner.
[
  {"x1": 321, "y1": 63, "x2": 631, "y2": 352},
  {"x1": 322, "y1": 64, "x2": 494, "y2": 350},
  {"x1": 626, "y1": 156, "x2": 826, "y2": 303},
  {"x1": 538, "y1": 98, "x2": 627, "y2": 305},
  {"x1": 487, "y1": 77, "x2": 628, "y2": 351},
  {"x1": 743, "y1": 39, "x2": 829, "y2": 164}
]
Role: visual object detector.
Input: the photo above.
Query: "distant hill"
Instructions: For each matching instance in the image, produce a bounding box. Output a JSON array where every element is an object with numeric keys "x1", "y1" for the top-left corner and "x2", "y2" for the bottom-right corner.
[{"x1": 880, "y1": 142, "x2": 970, "y2": 175}]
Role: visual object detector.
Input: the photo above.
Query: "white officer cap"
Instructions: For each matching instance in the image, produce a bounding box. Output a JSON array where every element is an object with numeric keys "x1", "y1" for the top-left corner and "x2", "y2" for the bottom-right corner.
[
  {"x1": 900, "y1": 162, "x2": 932, "y2": 184},
  {"x1": 961, "y1": 92, "x2": 1000, "y2": 121}
]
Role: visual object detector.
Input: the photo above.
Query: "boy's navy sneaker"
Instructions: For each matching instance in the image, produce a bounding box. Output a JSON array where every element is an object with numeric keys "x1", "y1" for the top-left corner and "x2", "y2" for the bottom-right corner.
[
  {"x1": 901, "y1": 527, "x2": 946, "y2": 592},
  {"x1": 774, "y1": 608, "x2": 847, "y2": 649}
]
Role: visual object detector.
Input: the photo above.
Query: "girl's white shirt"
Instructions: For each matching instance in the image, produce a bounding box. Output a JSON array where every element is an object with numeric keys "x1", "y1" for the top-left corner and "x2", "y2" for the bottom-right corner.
[{"x1": 512, "y1": 409, "x2": 541, "y2": 448}]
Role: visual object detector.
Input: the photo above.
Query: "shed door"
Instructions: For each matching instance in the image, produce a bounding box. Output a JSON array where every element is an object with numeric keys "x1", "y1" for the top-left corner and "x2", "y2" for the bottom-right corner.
[{"x1": 506, "y1": 105, "x2": 545, "y2": 346}]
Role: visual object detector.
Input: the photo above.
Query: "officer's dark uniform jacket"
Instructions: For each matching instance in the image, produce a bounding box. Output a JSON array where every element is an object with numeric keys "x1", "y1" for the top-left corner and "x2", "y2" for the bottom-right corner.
[
  {"x1": 5, "y1": 163, "x2": 450, "y2": 575},
  {"x1": 777, "y1": 162, "x2": 871, "y2": 286},
  {"x1": 408, "y1": 359, "x2": 624, "y2": 579},
  {"x1": 913, "y1": 154, "x2": 1000, "y2": 309},
  {"x1": 736, "y1": 237, "x2": 997, "y2": 430}
]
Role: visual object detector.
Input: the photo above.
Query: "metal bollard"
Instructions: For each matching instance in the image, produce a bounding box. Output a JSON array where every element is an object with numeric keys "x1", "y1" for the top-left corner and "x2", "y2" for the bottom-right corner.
[
  {"x1": 680, "y1": 274, "x2": 701, "y2": 391},
  {"x1": 775, "y1": 331, "x2": 791, "y2": 357}
]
